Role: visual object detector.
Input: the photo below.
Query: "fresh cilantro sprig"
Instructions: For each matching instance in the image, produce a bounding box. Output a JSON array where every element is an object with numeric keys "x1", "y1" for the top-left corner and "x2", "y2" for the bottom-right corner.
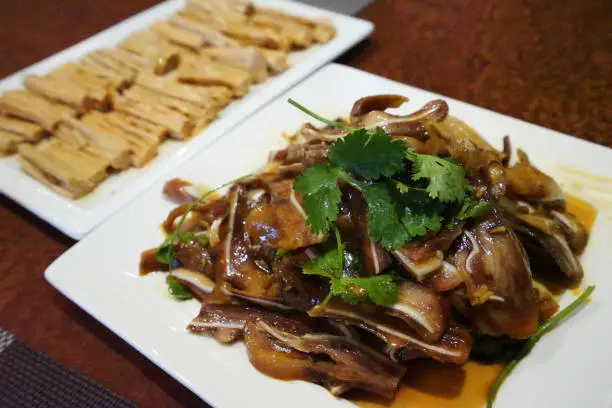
[
  {"x1": 293, "y1": 163, "x2": 342, "y2": 234},
  {"x1": 156, "y1": 174, "x2": 252, "y2": 265},
  {"x1": 166, "y1": 275, "x2": 193, "y2": 300},
  {"x1": 406, "y1": 151, "x2": 471, "y2": 203},
  {"x1": 302, "y1": 226, "x2": 398, "y2": 307},
  {"x1": 329, "y1": 128, "x2": 408, "y2": 179},
  {"x1": 289, "y1": 99, "x2": 492, "y2": 250}
]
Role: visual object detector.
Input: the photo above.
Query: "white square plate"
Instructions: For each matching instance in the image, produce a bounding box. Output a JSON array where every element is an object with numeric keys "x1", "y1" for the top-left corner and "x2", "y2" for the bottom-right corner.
[
  {"x1": 0, "y1": 0, "x2": 373, "y2": 239},
  {"x1": 46, "y1": 64, "x2": 612, "y2": 408}
]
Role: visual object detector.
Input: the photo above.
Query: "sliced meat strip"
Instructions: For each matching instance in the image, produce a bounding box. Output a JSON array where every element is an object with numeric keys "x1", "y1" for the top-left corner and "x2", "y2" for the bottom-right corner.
[{"x1": 245, "y1": 319, "x2": 405, "y2": 398}]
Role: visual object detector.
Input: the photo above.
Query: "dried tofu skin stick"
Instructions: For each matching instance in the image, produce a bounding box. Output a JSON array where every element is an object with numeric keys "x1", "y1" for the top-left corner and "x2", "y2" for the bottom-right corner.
[
  {"x1": 24, "y1": 75, "x2": 94, "y2": 112},
  {"x1": 40, "y1": 139, "x2": 108, "y2": 184},
  {"x1": 18, "y1": 143, "x2": 96, "y2": 198},
  {"x1": 249, "y1": 14, "x2": 313, "y2": 49},
  {"x1": 0, "y1": 115, "x2": 45, "y2": 142},
  {"x1": 135, "y1": 72, "x2": 231, "y2": 109},
  {"x1": 94, "y1": 49, "x2": 151, "y2": 74},
  {"x1": 105, "y1": 111, "x2": 167, "y2": 143},
  {"x1": 254, "y1": 7, "x2": 336, "y2": 43},
  {"x1": 82, "y1": 112, "x2": 158, "y2": 167},
  {"x1": 200, "y1": 46, "x2": 268, "y2": 83},
  {"x1": 0, "y1": 90, "x2": 75, "y2": 131},
  {"x1": 61, "y1": 116, "x2": 132, "y2": 170},
  {"x1": 78, "y1": 58, "x2": 129, "y2": 89},
  {"x1": 122, "y1": 85, "x2": 208, "y2": 120},
  {"x1": 0, "y1": 130, "x2": 22, "y2": 155},
  {"x1": 187, "y1": 0, "x2": 252, "y2": 17},
  {"x1": 114, "y1": 97, "x2": 194, "y2": 140},
  {"x1": 170, "y1": 14, "x2": 240, "y2": 47},
  {"x1": 177, "y1": 57, "x2": 251, "y2": 96},
  {"x1": 152, "y1": 22, "x2": 206, "y2": 50},
  {"x1": 254, "y1": 47, "x2": 289, "y2": 74}
]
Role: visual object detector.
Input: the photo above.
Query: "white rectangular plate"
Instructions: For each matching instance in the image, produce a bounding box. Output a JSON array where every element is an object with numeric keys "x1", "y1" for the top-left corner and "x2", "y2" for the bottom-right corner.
[
  {"x1": 0, "y1": 0, "x2": 373, "y2": 239},
  {"x1": 46, "y1": 64, "x2": 612, "y2": 408}
]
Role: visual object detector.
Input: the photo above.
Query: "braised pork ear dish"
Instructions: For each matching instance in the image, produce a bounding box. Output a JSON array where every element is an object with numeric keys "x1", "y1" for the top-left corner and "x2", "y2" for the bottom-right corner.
[
  {"x1": 141, "y1": 95, "x2": 593, "y2": 405},
  {"x1": 0, "y1": 0, "x2": 335, "y2": 199}
]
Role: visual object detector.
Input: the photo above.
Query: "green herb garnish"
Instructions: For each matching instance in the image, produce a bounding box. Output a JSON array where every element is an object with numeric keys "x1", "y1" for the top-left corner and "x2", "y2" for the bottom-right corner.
[
  {"x1": 302, "y1": 226, "x2": 398, "y2": 307},
  {"x1": 406, "y1": 151, "x2": 471, "y2": 203},
  {"x1": 486, "y1": 285, "x2": 595, "y2": 407},
  {"x1": 166, "y1": 275, "x2": 193, "y2": 301},
  {"x1": 289, "y1": 99, "x2": 492, "y2": 251}
]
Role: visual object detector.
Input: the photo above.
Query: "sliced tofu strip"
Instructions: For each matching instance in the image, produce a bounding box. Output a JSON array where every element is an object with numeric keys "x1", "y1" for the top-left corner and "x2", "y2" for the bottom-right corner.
[
  {"x1": 49, "y1": 64, "x2": 114, "y2": 109},
  {"x1": 152, "y1": 22, "x2": 207, "y2": 50},
  {"x1": 179, "y1": 7, "x2": 287, "y2": 50},
  {"x1": 114, "y1": 96, "x2": 194, "y2": 140},
  {"x1": 250, "y1": 13, "x2": 313, "y2": 48},
  {"x1": 254, "y1": 7, "x2": 336, "y2": 43},
  {"x1": 18, "y1": 143, "x2": 95, "y2": 198},
  {"x1": 0, "y1": 115, "x2": 45, "y2": 142},
  {"x1": 119, "y1": 31, "x2": 180, "y2": 74},
  {"x1": 78, "y1": 58, "x2": 130, "y2": 89},
  {"x1": 82, "y1": 112, "x2": 158, "y2": 167},
  {"x1": 170, "y1": 14, "x2": 240, "y2": 47},
  {"x1": 83, "y1": 52, "x2": 137, "y2": 81},
  {"x1": 39, "y1": 139, "x2": 108, "y2": 184},
  {"x1": 122, "y1": 85, "x2": 209, "y2": 120},
  {"x1": 24, "y1": 75, "x2": 96, "y2": 112},
  {"x1": 200, "y1": 46, "x2": 268, "y2": 83},
  {"x1": 254, "y1": 47, "x2": 289, "y2": 74},
  {"x1": 55, "y1": 123, "x2": 89, "y2": 149},
  {"x1": 177, "y1": 56, "x2": 251, "y2": 96},
  {"x1": 135, "y1": 72, "x2": 232, "y2": 109},
  {"x1": 104, "y1": 111, "x2": 167, "y2": 143},
  {"x1": 187, "y1": 0, "x2": 252, "y2": 17},
  {"x1": 61, "y1": 116, "x2": 132, "y2": 170},
  {"x1": 0, "y1": 90, "x2": 75, "y2": 131},
  {"x1": 0, "y1": 130, "x2": 22, "y2": 155},
  {"x1": 93, "y1": 49, "x2": 151, "y2": 74}
]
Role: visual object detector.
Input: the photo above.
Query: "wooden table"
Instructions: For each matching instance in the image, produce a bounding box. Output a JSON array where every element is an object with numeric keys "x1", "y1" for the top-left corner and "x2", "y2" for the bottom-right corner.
[{"x1": 0, "y1": 0, "x2": 610, "y2": 406}]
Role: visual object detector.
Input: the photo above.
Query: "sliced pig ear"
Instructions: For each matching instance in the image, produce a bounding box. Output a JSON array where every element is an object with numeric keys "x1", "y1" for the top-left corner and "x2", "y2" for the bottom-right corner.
[
  {"x1": 245, "y1": 320, "x2": 406, "y2": 398},
  {"x1": 449, "y1": 214, "x2": 540, "y2": 339},
  {"x1": 350, "y1": 96, "x2": 449, "y2": 140}
]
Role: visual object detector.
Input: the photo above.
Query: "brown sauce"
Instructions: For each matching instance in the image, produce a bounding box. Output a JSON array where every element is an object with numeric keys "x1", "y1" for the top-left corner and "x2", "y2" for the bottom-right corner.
[{"x1": 354, "y1": 360, "x2": 501, "y2": 408}]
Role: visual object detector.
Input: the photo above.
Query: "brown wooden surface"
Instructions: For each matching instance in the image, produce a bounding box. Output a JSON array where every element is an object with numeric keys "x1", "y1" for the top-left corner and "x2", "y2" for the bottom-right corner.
[{"x1": 0, "y1": 0, "x2": 610, "y2": 407}]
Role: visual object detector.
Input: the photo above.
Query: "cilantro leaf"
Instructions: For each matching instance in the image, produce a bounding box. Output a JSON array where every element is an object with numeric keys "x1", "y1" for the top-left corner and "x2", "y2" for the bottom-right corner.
[
  {"x1": 407, "y1": 151, "x2": 471, "y2": 202},
  {"x1": 401, "y1": 207, "x2": 444, "y2": 237},
  {"x1": 361, "y1": 183, "x2": 410, "y2": 250},
  {"x1": 167, "y1": 275, "x2": 193, "y2": 300},
  {"x1": 458, "y1": 198, "x2": 494, "y2": 220},
  {"x1": 156, "y1": 244, "x2": 175, "y2": 264},
  {"x1": 294, "y1": 163, "x2": 342, "y2": 234},
  {"x1": 332, "y1": 274, "x2": 398, "y2": 306},
  {"x1": 302, "y1": 246, "x2": 344, "y2": 280},
  {"x1": 329, "y1": 128, "x2": 407, "y2": 179},
  {"x1": 393, "y1": 189, "x2": 445, "y2": 237}
]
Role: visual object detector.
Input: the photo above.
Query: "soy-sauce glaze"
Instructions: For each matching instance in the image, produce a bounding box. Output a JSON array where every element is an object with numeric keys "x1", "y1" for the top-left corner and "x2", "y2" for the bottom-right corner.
[{"x1": 354, "y1": 193, "x2": 596, "y2": 408}]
